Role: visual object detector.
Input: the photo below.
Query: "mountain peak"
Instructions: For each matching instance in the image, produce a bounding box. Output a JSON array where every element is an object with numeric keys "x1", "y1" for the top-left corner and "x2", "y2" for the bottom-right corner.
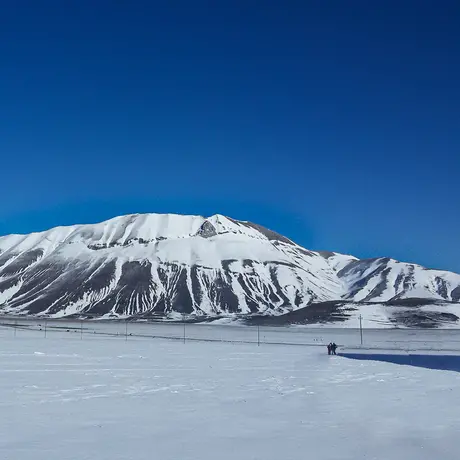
[{"x1": 0, "y1": 212, "x2": 459, "y2": 325}]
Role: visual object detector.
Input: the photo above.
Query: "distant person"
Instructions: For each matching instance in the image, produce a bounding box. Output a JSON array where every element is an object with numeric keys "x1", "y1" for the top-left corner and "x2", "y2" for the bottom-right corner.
[
  {"x1": 331, "y1": 343, "x2": 337, "y2": 355},
  {"x1": 327, "y1": 343, "x2": 331, "y2": 355}
]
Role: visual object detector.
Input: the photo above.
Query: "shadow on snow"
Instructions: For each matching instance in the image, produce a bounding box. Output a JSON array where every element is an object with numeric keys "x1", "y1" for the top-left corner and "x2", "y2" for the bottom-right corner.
[{"x1": 339, "y1": 352, "x2": 460, "y2": 373}]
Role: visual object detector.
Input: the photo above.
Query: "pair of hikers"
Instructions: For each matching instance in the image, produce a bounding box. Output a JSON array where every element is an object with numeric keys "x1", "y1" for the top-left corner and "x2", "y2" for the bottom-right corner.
[{"x1": 327, "y1": 342, "x2": 337, "y2": 355}]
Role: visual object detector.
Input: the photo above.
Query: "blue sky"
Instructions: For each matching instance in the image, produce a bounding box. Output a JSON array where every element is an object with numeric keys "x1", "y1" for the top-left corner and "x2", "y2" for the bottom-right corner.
[{"x1": 1, "y1": 1, "x2": 459, "y2": 271}]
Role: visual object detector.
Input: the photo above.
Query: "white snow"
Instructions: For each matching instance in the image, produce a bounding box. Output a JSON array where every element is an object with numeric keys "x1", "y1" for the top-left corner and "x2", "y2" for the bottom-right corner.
[
  {"x1": 0, "y1": 280, "x2": 23, "y2": 304},
  {"x1": 0, "y1": 328, "x2": 459, "y2": 460}
]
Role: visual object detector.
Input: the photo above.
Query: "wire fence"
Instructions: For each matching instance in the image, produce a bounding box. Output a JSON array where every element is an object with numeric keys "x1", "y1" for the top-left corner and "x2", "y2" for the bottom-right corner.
[
  {"x1": 2, "y1": 317, "x2": 460, "y2": 352},
  {"x1": 0, "y1": 318, "x2": 328, "y2": 346}
]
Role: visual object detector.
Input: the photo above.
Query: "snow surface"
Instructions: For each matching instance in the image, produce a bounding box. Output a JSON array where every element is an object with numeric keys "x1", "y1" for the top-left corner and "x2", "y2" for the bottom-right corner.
[{"x1": 1, "y1": 328, "x2": 460, "y2": 460}]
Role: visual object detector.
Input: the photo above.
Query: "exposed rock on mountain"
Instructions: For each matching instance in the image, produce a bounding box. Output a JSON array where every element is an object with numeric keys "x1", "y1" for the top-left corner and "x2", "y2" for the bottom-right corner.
[{"x1": 0, "y1": 213, "x2": 459, "y2": 327}]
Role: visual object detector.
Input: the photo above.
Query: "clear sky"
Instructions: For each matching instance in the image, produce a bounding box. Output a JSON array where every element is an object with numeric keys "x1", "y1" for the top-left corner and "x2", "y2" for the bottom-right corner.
[{"x1": 1, "y1": 1, "x2": 459, "y2": 272}]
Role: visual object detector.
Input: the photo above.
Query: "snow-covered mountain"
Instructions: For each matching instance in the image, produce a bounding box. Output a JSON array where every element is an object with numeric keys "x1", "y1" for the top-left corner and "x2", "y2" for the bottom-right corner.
[{"x1": 0, "y1": 213, "x2": 459, "y2": 325}]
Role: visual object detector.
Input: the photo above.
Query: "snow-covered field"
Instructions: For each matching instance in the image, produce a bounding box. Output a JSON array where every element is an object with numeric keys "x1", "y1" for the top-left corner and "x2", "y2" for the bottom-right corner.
[{"x1": 1, "y1": 328, "x2": 460, "y2": 460}]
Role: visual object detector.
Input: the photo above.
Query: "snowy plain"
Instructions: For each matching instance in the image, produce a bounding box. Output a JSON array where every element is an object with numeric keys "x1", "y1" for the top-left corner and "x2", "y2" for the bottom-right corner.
[{"x1": 1, "y1": 323, "x2": 460, "y2": 459}]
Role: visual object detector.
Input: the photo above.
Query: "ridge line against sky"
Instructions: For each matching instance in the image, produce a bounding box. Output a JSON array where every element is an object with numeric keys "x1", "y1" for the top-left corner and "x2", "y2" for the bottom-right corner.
[
  {"x1": 1, "y1": 1, "x2": 459, "y2": 272},
  {"x1": 0, "y1": 206, "x2": 457, "y2": 275}
]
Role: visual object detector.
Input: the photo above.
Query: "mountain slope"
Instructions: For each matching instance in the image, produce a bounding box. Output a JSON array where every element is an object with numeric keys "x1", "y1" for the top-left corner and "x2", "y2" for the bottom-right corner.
[{"x1": 0, "y1": 213, "x2": 459, "y2": 324}]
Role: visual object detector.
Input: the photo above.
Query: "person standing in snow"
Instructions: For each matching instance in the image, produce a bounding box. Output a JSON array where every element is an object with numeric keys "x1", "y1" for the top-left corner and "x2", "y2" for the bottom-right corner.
[
  {"x1": 331, "y1": 343, "x2": 337, "y2": 355},
  {"x1": 327, "y1": 343, "x2": 331, "y2": 355}
]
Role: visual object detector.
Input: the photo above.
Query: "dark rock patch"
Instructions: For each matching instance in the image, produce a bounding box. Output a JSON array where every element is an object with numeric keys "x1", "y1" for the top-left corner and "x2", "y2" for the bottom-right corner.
[
  {"x1": 451, "y1": 286, "x2": 460, "y2": 302},
  {"x1": 391, "y1": 310, "x2": 459, "y2": 328},
  {"x1": 245, "y1": 301, "x2": 355, "y2": 326},
  {"x1": 342, "y1": 263, "x2": 388, "y2": 299},
  {"x1": 0, "y1": 277, "x2": 21, "y2": 294},
  {"x1": 318, "y1": 251, "x2": 335, "y2": 259},
  {"x1": 384, "y1": 297, "x2": 441, "y2": 307},
  {"x1": 190, "y1": 265, "x2": 203, "y2": 307},
  {"x1": 0, "y1": 252, "x2": 19, "y2": 269},
  {"x1": 0, "y1": 249, "x2": 44, "y2": 276},
  {"x1": 363, "y1": 267, "x2": 391, "y2": 301},
  {"x1": 196, "y1": 220, "x2": 217, "y2": 238},
  {"x1": 435, "y1": 277, "x2": 448, "y2": 299},
  {"x1": 226, "y1": 218, "x2": 294, "y2": 245},
  {"x1": 207, "y1": 273, "x2": 240, "y2": 313},
  {"x1": 170, "y1": 267, "x2": 194, "y2": 314}
]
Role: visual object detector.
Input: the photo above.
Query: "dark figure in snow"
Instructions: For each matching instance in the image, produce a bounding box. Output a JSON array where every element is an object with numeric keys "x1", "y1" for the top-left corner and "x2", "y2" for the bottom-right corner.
[
  {"x1": 327, "y1": 343, "x2": 331, "y2": 355},
  {"x1": 331, "y1": 343, "x2": 337, "y2": 355}
]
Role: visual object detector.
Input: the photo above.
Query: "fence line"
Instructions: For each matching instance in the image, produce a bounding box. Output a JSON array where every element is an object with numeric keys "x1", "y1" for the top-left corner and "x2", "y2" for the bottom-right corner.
[
  {"x1": 2, "y1": 318, "x2": 460, "y2": 352},
  {"x1": 0, "y1": 319, "x2": 342, "y2": 347}
]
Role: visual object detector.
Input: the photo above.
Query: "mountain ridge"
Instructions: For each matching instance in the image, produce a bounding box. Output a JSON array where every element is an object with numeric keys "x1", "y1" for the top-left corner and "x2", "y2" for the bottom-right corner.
[{"x1": 0, "y1": 213, "x2": 459, "y2": 326}]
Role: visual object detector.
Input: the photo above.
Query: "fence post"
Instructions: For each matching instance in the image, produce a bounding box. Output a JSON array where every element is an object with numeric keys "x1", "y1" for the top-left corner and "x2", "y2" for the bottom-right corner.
[
  {"x1": 44, "y1": 320, "x2": 47, "y2": 338},
  {"x1": 80, "y1": 320, "x2": 83, "y2": 340},
  {"x1": 359, "y1": 314, "x2": 363, "y2": 346},
  {"x1": 125, "y1": 320, "x2": 128, "y2": 341},
  {"x1": 257, "y1": 325, "x2": 260, "y2": 346},
  {"x1": 14, "y1": 319, "x2": 17, "y2": 337},
  {"x1": 183, "y1": 314, "x2": 186, "y2": 344}
]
